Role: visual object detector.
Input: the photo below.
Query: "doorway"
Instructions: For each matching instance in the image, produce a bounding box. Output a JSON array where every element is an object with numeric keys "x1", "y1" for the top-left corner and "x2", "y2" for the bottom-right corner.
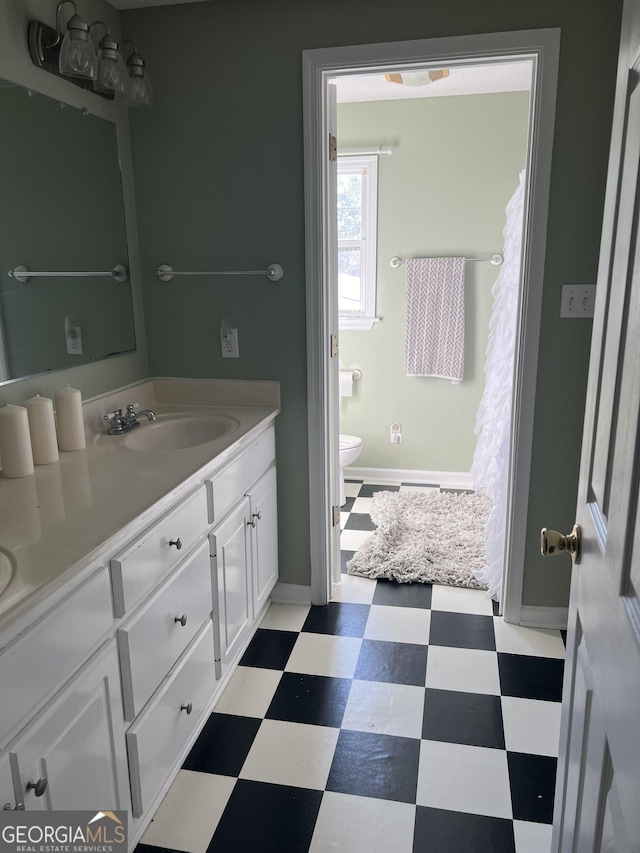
[
  {"x1": 303, "y1": 30, "x2": 561, "y2": 623},
  {"x1": 333, "y1": 64, "x2": 530, "y2": 601}
]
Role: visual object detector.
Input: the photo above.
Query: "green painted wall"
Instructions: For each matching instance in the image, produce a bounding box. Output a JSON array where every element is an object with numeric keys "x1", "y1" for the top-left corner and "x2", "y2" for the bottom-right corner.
[
  {"x1": 0, "y1": 0, "x2": 148, "y2": 407},
  {"x1": 338, "y1": 92, "x2": 530, "y2": 472},
  {"x1": 124, "y1": 0, "x2": 622, "y2": 606}
]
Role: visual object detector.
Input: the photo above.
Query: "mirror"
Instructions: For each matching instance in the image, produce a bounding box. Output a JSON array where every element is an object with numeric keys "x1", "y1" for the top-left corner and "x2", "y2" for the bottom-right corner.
[{"x1": 0, "y1": 78, "x2": 135, "y2": 384}]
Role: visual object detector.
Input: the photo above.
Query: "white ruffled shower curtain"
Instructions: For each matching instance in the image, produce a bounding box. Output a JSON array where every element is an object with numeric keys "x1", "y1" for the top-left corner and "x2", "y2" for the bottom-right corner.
[{"x1": 470, "y1": 170, "x2": 526, "y2": 601}]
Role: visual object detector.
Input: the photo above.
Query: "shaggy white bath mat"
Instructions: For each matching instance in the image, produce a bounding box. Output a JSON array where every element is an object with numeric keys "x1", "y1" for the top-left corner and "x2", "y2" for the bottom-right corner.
[{"x1": 347, "y1": 489, "x2": 491, "y2": 588}]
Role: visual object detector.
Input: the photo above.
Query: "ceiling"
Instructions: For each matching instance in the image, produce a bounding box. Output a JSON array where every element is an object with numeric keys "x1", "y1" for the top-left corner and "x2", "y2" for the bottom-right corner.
[{"x1": 334, "y1": 62, "x2": 532, "y2": 103}]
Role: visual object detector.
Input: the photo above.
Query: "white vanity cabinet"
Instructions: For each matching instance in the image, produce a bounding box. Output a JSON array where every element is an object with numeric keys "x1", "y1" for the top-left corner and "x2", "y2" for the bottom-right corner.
[
  {"x1": 8, "y1": 641, "x2": 130, "y2": 812},
  {"x1": 0, "y1": 414, "x2": 279, "y2": 847}
]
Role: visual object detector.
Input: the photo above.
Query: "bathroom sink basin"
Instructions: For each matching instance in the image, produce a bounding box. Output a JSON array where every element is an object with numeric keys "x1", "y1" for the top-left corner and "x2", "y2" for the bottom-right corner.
[{"x1": 123, "y1": 413, "x2": 241, "y2": 451}]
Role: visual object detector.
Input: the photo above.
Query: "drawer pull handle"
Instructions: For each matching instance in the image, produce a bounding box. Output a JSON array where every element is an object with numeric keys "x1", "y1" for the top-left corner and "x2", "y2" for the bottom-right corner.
[
  {"x1": 26, "y1": 778, "x2": 48, "y2": 798},
  {"x1": 175, "y1": 614, "x2": 188, "y2": 627},
  {"x1": 169, "y1": 538, "x2": 183, "y2": 550},
  {"x1": 181, "y1": 702, "x2": 193, "y2": 715},
  {"x1": 248, "y1": 512, "x2": 261, "y2": 528},
  {"x1": 3, "y1": 802, "x2": 25, "y2": 811}
]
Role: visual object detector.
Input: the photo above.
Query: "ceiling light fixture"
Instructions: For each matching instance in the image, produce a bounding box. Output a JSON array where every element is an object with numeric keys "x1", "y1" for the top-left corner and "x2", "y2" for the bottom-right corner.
[{"x1": 385, "y1": 69, "x2": 450, "y2": 87}]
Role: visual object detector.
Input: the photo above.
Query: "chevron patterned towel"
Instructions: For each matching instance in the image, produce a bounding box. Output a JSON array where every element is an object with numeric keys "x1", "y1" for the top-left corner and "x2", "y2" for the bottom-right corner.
[{"x1": 405, "y1": 257, "x2": 466, "y2": 382}]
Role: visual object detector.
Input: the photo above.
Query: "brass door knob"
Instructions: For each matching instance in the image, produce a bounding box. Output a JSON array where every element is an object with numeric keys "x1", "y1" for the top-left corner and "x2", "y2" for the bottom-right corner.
[{"x1": 541, "y1": 524, "x2": 581, "y2": 564}]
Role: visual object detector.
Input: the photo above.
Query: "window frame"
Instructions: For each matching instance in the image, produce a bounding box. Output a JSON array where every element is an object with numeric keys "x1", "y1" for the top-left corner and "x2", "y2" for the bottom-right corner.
[{"x1": 337, "y1": 154, "x2": 379, "y2": 331}]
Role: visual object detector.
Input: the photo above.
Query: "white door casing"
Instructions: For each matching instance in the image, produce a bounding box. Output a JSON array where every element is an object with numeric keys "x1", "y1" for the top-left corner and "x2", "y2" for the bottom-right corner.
[
  {"x1": 303, "y1": 31, "x2": 560, "y2": 612},
  {"x1": 551, "y1": 2, "x2": 640, "y2": 848},
  {"x1": 327, "y1": 82, "x2": 342, "y2": 590}
]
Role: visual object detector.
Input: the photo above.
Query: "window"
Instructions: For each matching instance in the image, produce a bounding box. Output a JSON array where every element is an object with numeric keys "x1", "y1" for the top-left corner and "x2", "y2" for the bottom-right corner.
[{"x1": 337, "y1": 155, "x2": 378, "y2": 330}]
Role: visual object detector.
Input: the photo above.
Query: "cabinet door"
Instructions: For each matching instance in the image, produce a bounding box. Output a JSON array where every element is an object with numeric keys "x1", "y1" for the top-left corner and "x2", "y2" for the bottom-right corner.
[
  {"x1": 210, "y1": 497, "x2": 252, "y2": 671},
  {"x1": 248, "y1": 466, "x2": 278, "y2": 616},
  {"x1": 10, "y1": 641, "x2": 130, "y2": 812},
  {"x1": 0, "y1": 755, "x2": 20, "y2": 812}
]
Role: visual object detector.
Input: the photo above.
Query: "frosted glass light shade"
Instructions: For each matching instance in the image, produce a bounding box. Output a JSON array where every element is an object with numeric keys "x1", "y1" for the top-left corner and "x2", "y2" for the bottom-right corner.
[{"x1": 59, "y1": 14, "x2": 96, "y2": 79}]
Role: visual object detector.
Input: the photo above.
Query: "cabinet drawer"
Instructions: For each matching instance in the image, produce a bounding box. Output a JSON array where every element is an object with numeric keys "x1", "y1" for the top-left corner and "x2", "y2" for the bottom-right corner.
[
  {"x1": 126, "y1": 621, "x2": 216, "y2": 818},
  {"x1": 118, "y1": 540, "x2": 212, "y2": 721},
  {"x1": 207, "y1": 427, "x2": 275, "y2": 523},
  {"x1": 0, "y1": 568, "x2": 112, "y2": 746},
  {"x1": 110, "y1": 487, "x2": 208, "y2": 617}
]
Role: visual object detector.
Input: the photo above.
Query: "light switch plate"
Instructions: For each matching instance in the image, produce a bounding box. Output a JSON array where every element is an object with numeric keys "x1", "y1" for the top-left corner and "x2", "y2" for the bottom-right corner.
[{"x1": 560, "y1": 285, "x2": 596, "y2": 318}]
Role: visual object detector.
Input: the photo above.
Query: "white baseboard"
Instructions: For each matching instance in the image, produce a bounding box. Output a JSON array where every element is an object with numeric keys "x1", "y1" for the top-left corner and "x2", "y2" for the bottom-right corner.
[
  {"x1": 270, "y1": 582, "x2": 312, "y2": 605},
  {"x1": 345, "y1": 466, "x2": 473, "y2": 490},
  {"x1": 519, "y1": 605, "x2": 568, "y2": 630}
]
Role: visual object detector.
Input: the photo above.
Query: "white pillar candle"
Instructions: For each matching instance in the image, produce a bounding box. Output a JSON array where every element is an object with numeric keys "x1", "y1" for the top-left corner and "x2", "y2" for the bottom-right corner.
[
  {"x1": 55, "y1": 386, "x2": 86, "y2": 452},
  {"x1": 24, "y1": 395, "x2": 59, "y2": 465},
  {"x1": 0, "y1": 404, "x2": 35, "y2": 478}
]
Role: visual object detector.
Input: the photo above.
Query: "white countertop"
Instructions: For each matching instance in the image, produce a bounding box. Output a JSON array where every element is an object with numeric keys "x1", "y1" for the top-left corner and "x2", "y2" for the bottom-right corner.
[{"x1": 0, "y1": 378, "x2": 280, "y2": 624}]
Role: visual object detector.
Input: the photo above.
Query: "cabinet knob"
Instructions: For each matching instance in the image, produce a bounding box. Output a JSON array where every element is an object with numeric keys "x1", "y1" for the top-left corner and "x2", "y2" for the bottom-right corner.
[
  {"x1": 254, "y1": 511, "x2": 262, "y2": 521},
  {"x1": 26, "y1": 778, "x2": 48, "y2": 797},
  {"x1": 175, "y1": 614, "x2": 188, "y2": 627},
  {"x1": 180, "y1": 702, "x2": 193, "y2": 715},
  {"x1": 169, "y1": 537, "x2": 183, "y2": 550}
]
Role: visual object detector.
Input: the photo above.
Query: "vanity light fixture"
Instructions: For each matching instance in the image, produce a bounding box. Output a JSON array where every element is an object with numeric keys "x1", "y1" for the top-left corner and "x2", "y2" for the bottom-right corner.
[{"x1": 27, "y1": 1, "x2": 151, "y2": 104}]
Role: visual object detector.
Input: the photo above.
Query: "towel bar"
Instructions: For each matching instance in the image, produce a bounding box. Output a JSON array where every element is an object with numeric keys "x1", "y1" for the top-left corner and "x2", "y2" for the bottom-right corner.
[{"x1": 390, "y1": 254, "x2": 503, "y2": 268}]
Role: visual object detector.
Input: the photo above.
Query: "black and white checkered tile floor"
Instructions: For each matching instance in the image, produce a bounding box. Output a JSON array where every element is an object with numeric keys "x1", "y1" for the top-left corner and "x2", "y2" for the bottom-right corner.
[{"x1": 137, "y1": 481, "x2": 564, "y2": 853}]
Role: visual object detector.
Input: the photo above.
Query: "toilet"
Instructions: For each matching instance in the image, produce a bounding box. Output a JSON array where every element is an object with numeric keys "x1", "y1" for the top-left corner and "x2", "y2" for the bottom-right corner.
[{"x1": 339, "y1": 434, "x2": 363, "y2": 506}]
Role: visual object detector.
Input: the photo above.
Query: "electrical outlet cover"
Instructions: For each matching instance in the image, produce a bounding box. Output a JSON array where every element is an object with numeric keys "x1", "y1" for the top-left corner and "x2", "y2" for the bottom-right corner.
[
  {"x1": 220, "y1": 328, "x2": 239, "y2": 358},
  {"x1": 66, "y1": 326, "x2": 83, "y2": 355}
]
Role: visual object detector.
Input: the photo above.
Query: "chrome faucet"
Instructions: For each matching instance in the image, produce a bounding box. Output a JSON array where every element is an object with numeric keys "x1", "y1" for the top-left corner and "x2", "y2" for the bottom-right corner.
[{"x1": 103, "y1": 403, "x2": 157, "y2": 435}]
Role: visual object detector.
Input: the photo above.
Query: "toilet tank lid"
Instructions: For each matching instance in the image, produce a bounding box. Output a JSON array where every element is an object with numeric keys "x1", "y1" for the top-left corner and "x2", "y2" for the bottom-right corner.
[{"x1": 339, "y1": 434, "x2": 362, "y2": 450}]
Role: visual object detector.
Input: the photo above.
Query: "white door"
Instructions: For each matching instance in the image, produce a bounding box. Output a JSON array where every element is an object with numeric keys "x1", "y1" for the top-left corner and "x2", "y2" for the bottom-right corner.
[{"x1": 550, "y1": 4, "x2": 640, "y2": 848}]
